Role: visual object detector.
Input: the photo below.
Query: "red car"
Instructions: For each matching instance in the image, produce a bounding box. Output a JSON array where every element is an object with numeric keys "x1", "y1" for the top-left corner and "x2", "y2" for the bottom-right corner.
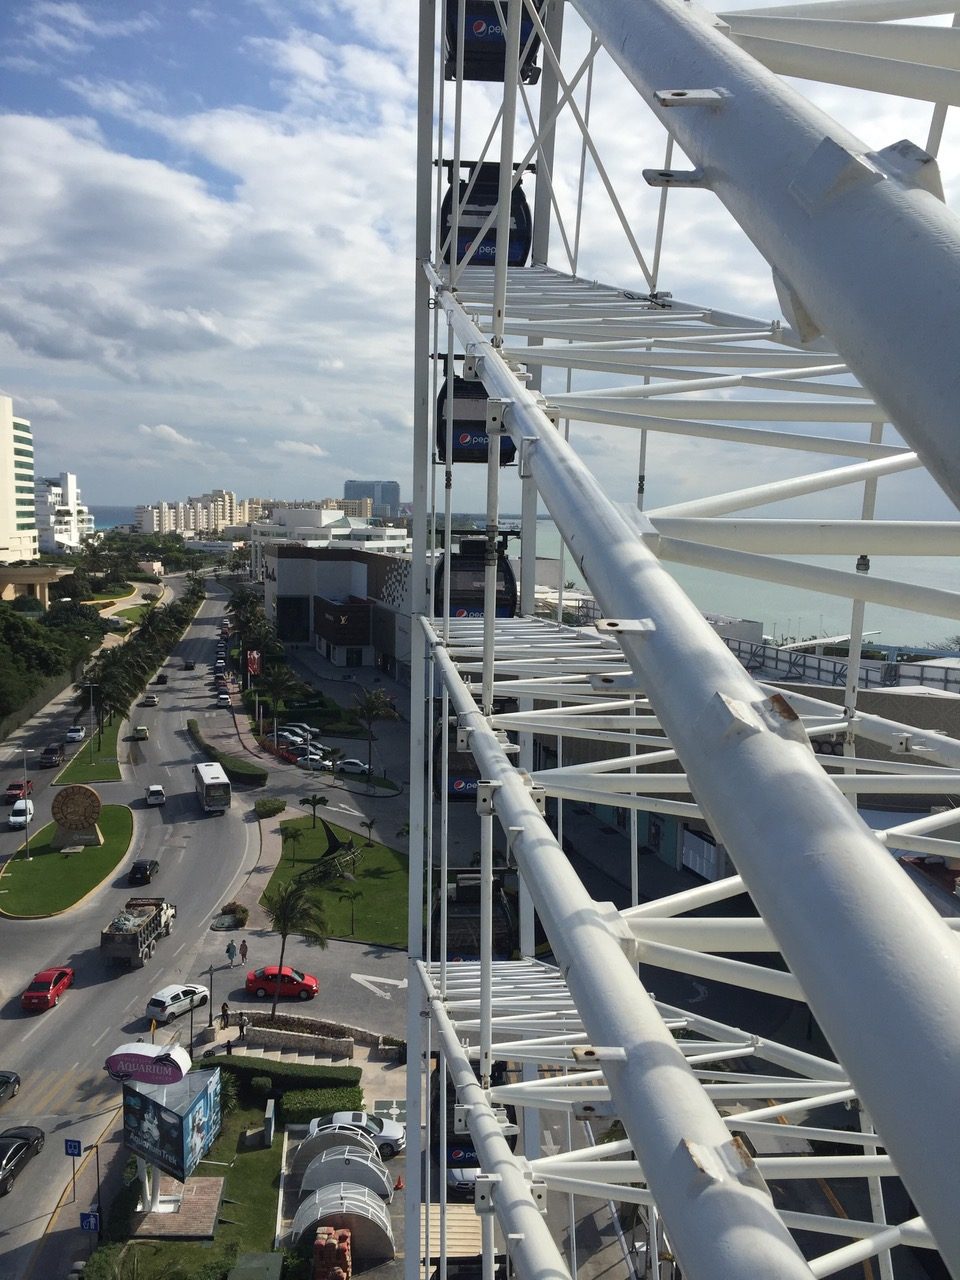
[
  {"x1": 20, "y1": 968, "x2": 75, "y2": 1013},
  {"x1": 4, "y1": 781, "x2": 32, "y2": 805},
  {"x1": 246, "y1": 965, "x2": 318, "y2": 1001}
]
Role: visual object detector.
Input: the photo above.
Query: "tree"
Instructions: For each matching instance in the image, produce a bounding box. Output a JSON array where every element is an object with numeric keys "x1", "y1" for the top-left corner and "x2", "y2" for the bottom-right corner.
[
  {"x1": 353, "y1": 689, "x2": 398, "y2": 779},
  {"x1": 257, "y1": 665, "x2": 308, "y2": 741},
  {"x1": 360, "y1": 819, "x2": 376, "y2": 846},
  {"x1": 301, "y1": 794, "x2": 329, "y2": 829},
  {"x1": 282, "y1": 826, "x2": 304, "y2": 866},
  {"x1": 260, "y1": 882, "x2": 329, "y2": 1017},
  {"x1": 339, "y1": 887, "x2": 362, "y2": 936}
]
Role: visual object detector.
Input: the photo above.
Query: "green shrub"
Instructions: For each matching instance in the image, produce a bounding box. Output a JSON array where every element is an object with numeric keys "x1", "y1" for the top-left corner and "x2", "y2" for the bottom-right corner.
[
  {"x1": 278, "y1": 1086, "x2": 364, "y2": 1127},
  {"x1": 221, "y1": 899, "x2": 249, "y2": 926},
  {"x1": 205, "y1": 1055, "x2": 360, "y2": 1103},
  {"x1": 250, "y1": 1075, "x2": 273, "y2": 1102},
  {"x1": 187, "y1": 718, "x2": 269, "y2": 786},
  {"x1": 255, "y1": 797, "x2": 287, "y2": 819}
]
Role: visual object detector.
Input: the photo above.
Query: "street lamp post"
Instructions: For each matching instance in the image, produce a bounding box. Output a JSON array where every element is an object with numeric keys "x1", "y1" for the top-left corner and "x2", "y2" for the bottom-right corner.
[
  {"x1": 207, "y1": 964, "x2": 214, "y2": 1028},
  {"x1": 84, "y1": 1142, "x2": 103, "y2": 1242}
]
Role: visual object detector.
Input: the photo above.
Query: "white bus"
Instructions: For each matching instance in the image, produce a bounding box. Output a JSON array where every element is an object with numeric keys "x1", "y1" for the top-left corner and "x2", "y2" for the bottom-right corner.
[{"x1": 193, "y1": 762, "x2": 231, "y2": 813}]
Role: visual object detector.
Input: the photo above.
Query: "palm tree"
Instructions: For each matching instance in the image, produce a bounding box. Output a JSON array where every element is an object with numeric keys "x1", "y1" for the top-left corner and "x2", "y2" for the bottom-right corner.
[
  {"x1": 360, "y1": 819, "x2": 376, "y2": 846},
  {"x1": 353, "y1": 689, "x2": 398, "y2": 779},
  {"x1": 257, "y1": 665, "x2": 308, "y2": 742},
  {"x1": 338, "y1": 887, "x2": 362, "y2": 936},
  {"x1": 301, "y1": 794, "x2": 329, "y2": 828},
  {"x1": 260, "y1": 882, "x2": 328, "y2": 1017},
  {"x1": 282, "y1": 826, "x2": 304, "y2": 866}
]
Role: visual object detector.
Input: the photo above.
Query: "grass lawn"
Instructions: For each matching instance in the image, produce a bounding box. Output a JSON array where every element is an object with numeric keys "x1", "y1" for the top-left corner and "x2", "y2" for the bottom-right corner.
[
  {"x1": 116, "y1": 604, "x2": 150, "y2": 623},
  {"x1": 56, "y1": 717, "x2": 122, "y2": 783},
  {"x1": 82, "y1": 584, "x2": 136, "y2": 602},
  {"x1": 0, "y1": 805, "x2": 133, "y2": 916},
  {"x1": 96, "y1": 1103, "x2": 283, "y2": 1278},
  {"x1": 269, "y1": 815, "x2": 408, "y2": 947}
]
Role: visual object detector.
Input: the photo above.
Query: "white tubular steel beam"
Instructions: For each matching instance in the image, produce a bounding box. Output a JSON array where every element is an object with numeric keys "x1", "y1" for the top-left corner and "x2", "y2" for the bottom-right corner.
[
  {"x1": 649, "y1": 518, "x2": 960, "y2": 555},
  {"x1": 417, "y1": 963, "x2": 573, "y2": 1280},
  {"x1": 425, "y1": 628, "x2": 815, "y2": 1280},
  {"x1": 570, "y1": 0, "x2": 960, "y2": 508},
  {"x1": 426, "y1": 272, "x2": 960, "y2": 1273}
]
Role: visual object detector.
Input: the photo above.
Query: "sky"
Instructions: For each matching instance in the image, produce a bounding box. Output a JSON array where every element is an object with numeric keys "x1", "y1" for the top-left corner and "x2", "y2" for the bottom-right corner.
[{"x1": 0, "y1": 0, "x2": 958, "y2": 524}]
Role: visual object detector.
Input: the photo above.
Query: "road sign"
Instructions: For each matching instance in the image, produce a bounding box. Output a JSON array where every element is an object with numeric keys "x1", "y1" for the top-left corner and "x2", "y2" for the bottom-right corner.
[
  {"x1": 80, "y1": 1211, "x2": 100, "y2": 1233},
  {"x1": 64, "y1": 1138, "x2": 82, "y2": 1158}
]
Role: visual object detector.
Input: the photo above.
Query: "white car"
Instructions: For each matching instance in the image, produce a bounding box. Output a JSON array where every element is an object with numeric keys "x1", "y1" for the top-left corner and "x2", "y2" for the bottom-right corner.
[
  {"x1": 307, "y1": 1111, "x2": 406, "y2": 1158},
  {"x1": 294, "y1": 744, "x2": 328, "y2": 760},
  {"x1": 8, "y1": 800, "x2": 34, "y2": 829},
  {"x1": 217, "y1": 693, "x2": 232, "y2": 707},
  {"x1": 337, "y1": 759, "x2": 371, "y2": 776},
  {"x1": 277, "y1": 731, "x2": 306, "y2": 747},
  {"x1": 145, "y1": 785, "x2": 166, "y2": 806},
  {"x1": 65, "y1": 725, "x2": 86, "y2": 742},
  {"x1": 145, "y1": 984, "x2": 209, "y2": 1025},
  {"x1": 141, "y1": 693, "x2": 160, "y2": 708},
  {"x1": 282, "y1": 723, "x2": 319, "y2": 738}
]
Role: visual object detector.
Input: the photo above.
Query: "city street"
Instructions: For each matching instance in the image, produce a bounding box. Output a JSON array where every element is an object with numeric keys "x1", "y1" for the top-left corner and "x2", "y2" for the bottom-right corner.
[{"x1": 0, "y1": 581, "x2": 407, "y2": 1279}]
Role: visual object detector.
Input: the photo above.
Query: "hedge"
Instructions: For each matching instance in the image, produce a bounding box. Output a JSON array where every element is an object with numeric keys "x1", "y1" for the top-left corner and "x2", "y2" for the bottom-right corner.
[
  {"x1": 204, "y1": 1055, "x2": 360, "y2": 1103},
  {"x1": 255, "y1": 797, "x2": 287, "y2": 819},
  {"x1": 279, "y1": 1086, "x2": 364, "y2": 1127},
  {"x1": 187, "y1": 719, "x2": 269, "y2": 785}
]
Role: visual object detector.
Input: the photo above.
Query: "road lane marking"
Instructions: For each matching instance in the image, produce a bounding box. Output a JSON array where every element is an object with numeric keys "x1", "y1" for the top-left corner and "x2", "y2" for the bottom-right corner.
[{"x1": 91, "y1": 1026, "x2": 110, "y2": 1046}]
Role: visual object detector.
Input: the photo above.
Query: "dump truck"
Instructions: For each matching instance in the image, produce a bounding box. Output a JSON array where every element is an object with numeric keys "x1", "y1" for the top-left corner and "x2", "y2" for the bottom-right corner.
[{"x1": 100, "y1": 897, "x2": 176, "y2": 967}]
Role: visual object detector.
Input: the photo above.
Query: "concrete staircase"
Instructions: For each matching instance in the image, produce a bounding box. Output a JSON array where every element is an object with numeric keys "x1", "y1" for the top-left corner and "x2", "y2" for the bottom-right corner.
[{"x1": 228, "y1": 1044, "x2": 335, "y2": 1068}]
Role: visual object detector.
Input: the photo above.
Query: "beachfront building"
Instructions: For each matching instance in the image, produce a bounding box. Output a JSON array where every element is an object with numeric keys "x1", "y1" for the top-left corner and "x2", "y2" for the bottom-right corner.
[
  {"x1": 136, "y1": 489, "x2": 255, "y2": 536},
  {"x1": 0, "y1": 396, "x2": 38, "y2": 563},
  {"x1": 250, "y1": 507, "x2": 409, "y2": 582},
  {"x1": 35, "y1": 471, "x2": 95, "y2": 554}
]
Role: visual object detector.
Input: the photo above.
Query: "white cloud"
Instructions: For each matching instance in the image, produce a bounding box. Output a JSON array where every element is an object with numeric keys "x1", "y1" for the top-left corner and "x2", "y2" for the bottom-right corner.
[
  {"x1": 276, "y1": 439, "x2": 329, "y2": 458},
  {"x1": 138, "y1": 423, "x2": 199, "y2": 448}
]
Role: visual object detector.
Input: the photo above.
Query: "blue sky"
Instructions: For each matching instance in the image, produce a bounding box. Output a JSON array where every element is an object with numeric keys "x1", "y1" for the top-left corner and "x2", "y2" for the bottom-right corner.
[{"x1": 0, "y1": 0, "x2": 957, "y2": 530}]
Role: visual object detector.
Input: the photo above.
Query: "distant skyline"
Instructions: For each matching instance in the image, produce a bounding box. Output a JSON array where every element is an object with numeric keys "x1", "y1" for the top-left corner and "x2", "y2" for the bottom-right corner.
[{"x1": 1, "y1": 2, "x2": 958, "y2": 523}]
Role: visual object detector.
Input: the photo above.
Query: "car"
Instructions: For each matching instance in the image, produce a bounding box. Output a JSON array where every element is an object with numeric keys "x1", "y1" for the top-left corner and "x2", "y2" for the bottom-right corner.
[
  {"x1": 338, "y1": 759, "x2": 371, "y2": 776},
  {"x1": 141, "y1": 693, "x2": 160, "y2": 707},
  {"x1": 0, "y1": 1127, "x2": 44, "y2": 1195},
  {"x1": 183, "y1": 660, "x2": 196, "y2": 671},
  {"x1": 65, "y1": 725, "x2": 86, "y2": 742},
  {"x1": 294, "y1": 746, "x2": 328, "y2": 762},
  {"x1": 38, "y1": 743, "x2": 64, "y2": 767},
  {"x1": 0, "y1": 1072, "x2": 20, "y2": 1105},
  {"x1": 4, "y1": 780, "x2": 32, "y2": 804},
  {"x1": 217, "y1": 693, "x2": 232, "y2": 707},
  {"x1": 307, "y1": 1111, "x2": 406, "y2": 1159},
  {"x1": 8, "y1": 800, "x2": 34, "y2": 829},
  {"x1": 20, "y1": 967, "x2": 74, "y2": 1012},
  {"x1": 145, "y1": 984, "x2": 209, "y2": 1025},
  {"x1": 129, "y1": 859, "x2": 161, "y2": 885},
  {"x1": 156, "y1": 673, "x2": 169, "y2": 685},
  {"x1": 281, "y1": 723, "x2": 318, "y2": 738},
  {"x1": 245, "y1": 965, "x2": 319, "y2": 1001},
  {"x1": 144, "y1": 785, "x2": 166, "y2": 806},
  {"x1": 277, "y1": 731, "x2": 306, "y2": 747},
  {"x1": 214, "y1": 660, "x2": 225, "y2": 672},
  {"x1": 134, "y1": 725, "x2": 149, "y2": 740}
]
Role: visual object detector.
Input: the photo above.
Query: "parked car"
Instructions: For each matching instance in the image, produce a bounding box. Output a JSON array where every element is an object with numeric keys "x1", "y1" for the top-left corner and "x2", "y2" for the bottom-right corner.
[
  {"x1": 144, "y1": 785, "x2": 166, "y2": 807},
  {"x1": 8, "y1": 800, "x2": 34, "y2": 829},
  {"x1": 4, "y1": 780, "x2": 32, "y2": 804},
  {"x1": 0, "y1": 1072, "x2": 20, "y2": 1105},
  {"x1": 337, "y1": 759, "x2": 371, "y2": 776},
  {"x1": 0, "y1": 1127, "x2": 44, "y2": 1195},
  {"x1": 145, "y1": 984, "x2": 209, "y2": 1025},
  {"x1": 129, "y1": 859, "x2": 161, "y2": 885},
  {"x1": 141, "y1": 693, "x2": 160, "y2": 707},
  {"x1": 276, "y1": 731, "x2": 306, "y2": 748},
  {"x1": 245, "y1": 965, "x2": 318, "y2": 1001},
  {"x1": 183, "y1": 660, "x2": 196, "y2": 671},
  {"x1": 65, "y1": 725, "x2": 86, "y2": 742},
  {"x1": 282, "y1": 723, "x2": 319, "y2": 738},
  {"x1": 294, "y1": 746, "x2": 328, "y2": 762},
  {"x1": 216, "y1": 693, "x2": 232, "y2": 708},
  {"x1": 156, "y1": 673, "x2": 168, "y2": 685},
  {"x1": 214, "y1": 660, "x2": 225, "y2": 673},
  {"x1": 307, "y1": 1111, "x2": 406, "y2": 1159},
  {"x1": 38, "y1": 743, "x2": 64, "y2": 768},
  {"x1": 20, "y1": 968, "x2": 74, "y2": 1012}
]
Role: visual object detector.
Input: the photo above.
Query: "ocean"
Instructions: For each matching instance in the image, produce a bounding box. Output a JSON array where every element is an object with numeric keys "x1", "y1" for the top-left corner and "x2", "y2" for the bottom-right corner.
[
  {"x1": 89, "y1": 505, "x2": 137, "y2": 531},
  {"x1": 529, "y1": 518, "x2": 960, "y2": 651}
]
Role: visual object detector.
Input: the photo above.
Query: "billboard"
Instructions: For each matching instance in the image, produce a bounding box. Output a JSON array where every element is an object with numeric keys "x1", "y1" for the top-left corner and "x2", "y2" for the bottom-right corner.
[
  {"x1": 247, "y1": 649, "x2": 261, "y2": 676},
  {"x1": 122, "y1": 1069, "x2": 222, "y2": 1183},
  {"x1": 105, "y1": 1043, "x2": 191, "y2": 1085}
]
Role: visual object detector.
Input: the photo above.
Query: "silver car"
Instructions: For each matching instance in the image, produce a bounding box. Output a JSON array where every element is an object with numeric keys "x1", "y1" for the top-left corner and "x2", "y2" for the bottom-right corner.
[{"x1": 145, "y1": 984, "x2": 209, "y2": 1025}]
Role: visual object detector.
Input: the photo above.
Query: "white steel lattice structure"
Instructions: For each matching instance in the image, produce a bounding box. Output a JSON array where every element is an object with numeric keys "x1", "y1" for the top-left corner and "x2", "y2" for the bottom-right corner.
[{"x1": 406, "y1": 3, "x2": 960, "y2": 1279}]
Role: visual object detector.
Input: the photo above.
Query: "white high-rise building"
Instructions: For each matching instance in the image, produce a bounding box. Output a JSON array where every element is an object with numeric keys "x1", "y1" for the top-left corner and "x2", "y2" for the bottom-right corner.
[
  {"x1": 136, "y1": 490, "x2": 252, "y2": 536},
  {"x1": 0, "y1": 396, "x2": 38, "y2": 563},
  {"x1": 35, "y1": 472, "x2": 95, "y2": 554}
]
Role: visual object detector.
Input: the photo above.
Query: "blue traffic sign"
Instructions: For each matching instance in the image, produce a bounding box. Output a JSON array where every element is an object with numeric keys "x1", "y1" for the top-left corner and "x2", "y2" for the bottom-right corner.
[
  {"x1": 64, "y1": 1138, "x2": 82, "y2": 1158},
  {"x1": 80, "y1": 1212, "x2": 100, "y2": 1233}
]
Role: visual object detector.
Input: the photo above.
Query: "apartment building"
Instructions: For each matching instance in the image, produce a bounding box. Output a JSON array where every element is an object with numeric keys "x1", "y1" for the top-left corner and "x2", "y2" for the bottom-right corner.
[
  {"x1": 136, "y1": 489, "x2": 254, "y2": 536},
  {"x1": 0, "y1": 396, "x2": 38, "y2": 563},
  {"x1": 35, "y1": 471, "x2": 95, "y2": 554}
]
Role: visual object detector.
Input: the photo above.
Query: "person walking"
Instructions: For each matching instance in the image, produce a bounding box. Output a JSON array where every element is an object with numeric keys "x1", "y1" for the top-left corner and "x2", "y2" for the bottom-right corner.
[
  {"x1": 225, "y1": 940, "x2": 237, "y2": 967},
  {"x1": 238, "y1": 938, "x2": 248, "y2": 966},
  {"x1": 238, "y1": 1011, "x2": 248, "y2": 1040},
  {"x1": 220, "y1": 1001, "x2": 230, "y2": 1032}
]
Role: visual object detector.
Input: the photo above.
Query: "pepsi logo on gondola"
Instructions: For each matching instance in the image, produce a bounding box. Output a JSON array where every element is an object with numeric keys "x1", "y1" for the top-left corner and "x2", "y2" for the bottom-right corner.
[{"x1": 437, "y1": 375, "x2": 517, "y2": 465}]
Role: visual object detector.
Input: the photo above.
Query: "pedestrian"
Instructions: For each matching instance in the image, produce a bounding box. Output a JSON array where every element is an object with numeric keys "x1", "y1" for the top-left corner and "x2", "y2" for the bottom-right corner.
[
  {"x1": 220, "y1": 1001, "x2": 229, "y2": 1032},
  {"x1": 238, "y1": 938, "x2": 248, "y2": 965},
  {"x1": 238, "y1": 1011, "x2": 248, "y2": 1040},
  {"x1": 225, "y1": 939, "x2": 237, "y2": 967}
]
